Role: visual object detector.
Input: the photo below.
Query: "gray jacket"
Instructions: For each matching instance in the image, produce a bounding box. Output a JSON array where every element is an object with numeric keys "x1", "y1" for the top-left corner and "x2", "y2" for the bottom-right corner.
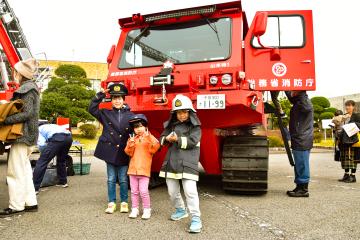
[
  {"x1": 4, "y1": 81, "x2": 40, "y2": 146},
  {"x1": 159, "y1": 112, "x2": 201, "y2": 181}
]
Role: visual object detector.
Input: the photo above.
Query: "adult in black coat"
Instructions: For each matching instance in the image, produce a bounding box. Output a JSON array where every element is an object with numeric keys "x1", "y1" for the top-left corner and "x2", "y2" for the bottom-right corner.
[
  {"x1": 88, "y1": 83, "x2": 134, "y2": 214},
  {"x1": 285, "y1": 91, "x2": 314, "y2": 198}
]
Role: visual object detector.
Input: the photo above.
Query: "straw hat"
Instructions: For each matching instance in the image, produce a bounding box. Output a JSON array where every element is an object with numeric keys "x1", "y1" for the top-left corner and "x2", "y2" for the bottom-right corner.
[{"x1": 14, "y1": 58, "x2": 38, "y2": 80}]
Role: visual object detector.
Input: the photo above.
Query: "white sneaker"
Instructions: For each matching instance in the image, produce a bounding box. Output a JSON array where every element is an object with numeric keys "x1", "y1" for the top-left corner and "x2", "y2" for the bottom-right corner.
[
  {"x1": 105, "y1": 202, "x2": 116, "y2": 214},
  {"x1": 129, "y1": 208, "x2": 139, "y2": 218},
  {"x1": 142, "y1": 208, "x2": 151, "y2": 220}
]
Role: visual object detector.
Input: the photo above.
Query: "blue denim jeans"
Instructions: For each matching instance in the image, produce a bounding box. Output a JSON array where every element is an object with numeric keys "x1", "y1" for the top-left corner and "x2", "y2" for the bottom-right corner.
[
  {"x1": 292, "y1": 150, "x2": 310, "y2": 184},
  {"x1": 106, "y1": 163, "x2": 128, "y2": 203}
]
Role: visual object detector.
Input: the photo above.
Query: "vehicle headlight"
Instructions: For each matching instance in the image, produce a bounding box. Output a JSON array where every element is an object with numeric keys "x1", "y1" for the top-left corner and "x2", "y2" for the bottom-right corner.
[
  {"x1": 221, "y1": 74, "x2": 232, "y2": 85},
  {"x1": 209, "y1": 76, "x2": 218, "y2": 85}
]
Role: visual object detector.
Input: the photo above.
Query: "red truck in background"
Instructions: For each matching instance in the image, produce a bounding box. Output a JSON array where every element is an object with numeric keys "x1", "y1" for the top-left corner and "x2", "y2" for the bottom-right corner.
[
  {"x1": 0, "y1": 0, "x2": 33, "y2": 100},
  {"x1": 101, "y1": 1, "x2": 316, "y2": 192}
]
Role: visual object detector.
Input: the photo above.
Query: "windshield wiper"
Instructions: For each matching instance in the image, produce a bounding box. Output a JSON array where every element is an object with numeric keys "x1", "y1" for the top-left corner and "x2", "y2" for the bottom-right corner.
[
  {"x1": 126, "y1": 27, "x2": 150, "y2": 52},
  {"x1": 206, "y1": 19, "x2": 221, "y2": 46}
]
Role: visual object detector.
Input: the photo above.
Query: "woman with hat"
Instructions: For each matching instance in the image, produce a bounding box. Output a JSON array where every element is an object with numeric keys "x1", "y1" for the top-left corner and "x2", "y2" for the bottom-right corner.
[
  {"x1": 89, "y1": 83, "x2": 134, "y2": 214},
  {"x1": 0, "y1": 58, "x2": 40, "y2": 217}
]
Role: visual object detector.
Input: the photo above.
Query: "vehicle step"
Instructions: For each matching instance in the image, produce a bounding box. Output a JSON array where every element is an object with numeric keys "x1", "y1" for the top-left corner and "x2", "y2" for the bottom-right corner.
[
  {"x1": 222, "y1": 179, "x2": 268, "y2": 183},
  {"x1": 221, "y1": 167, "x2": 268, "y2": 171},
  {"x1": 223, "y1": 186, "x2": 267, "y2": 192}
]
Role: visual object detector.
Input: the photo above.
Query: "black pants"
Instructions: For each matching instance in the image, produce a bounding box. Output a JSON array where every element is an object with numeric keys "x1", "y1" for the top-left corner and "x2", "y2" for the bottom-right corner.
[{"x1": 33, "y1": 134, "x2": 73, "y2": 191}]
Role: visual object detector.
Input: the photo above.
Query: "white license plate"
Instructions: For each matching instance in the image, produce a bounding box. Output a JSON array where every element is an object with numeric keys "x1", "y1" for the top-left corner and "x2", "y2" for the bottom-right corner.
[{"x1": 197, "y1": 94, "x2": 225, "y2": 109}]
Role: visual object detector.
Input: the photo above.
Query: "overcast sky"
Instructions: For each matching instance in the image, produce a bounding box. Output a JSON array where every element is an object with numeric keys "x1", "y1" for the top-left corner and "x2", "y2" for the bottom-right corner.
[{"x1": 8, "y1": 0, "x2": 360, "y2": 98}]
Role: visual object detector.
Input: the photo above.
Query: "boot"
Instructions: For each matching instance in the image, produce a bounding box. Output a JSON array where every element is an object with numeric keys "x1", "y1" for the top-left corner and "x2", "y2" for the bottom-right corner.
[
  {"x1": 345, "y1": 174, "x2": 356, "y2": 183},
  {"x1": 287, "y1": 183, "x2": 309, "y2": 198},
  {"x1": 286, "y1": 184, "x2": 300, "y2": 195},
  {"x1": 338, "y1": 173, "x2": 350, "y2": 182}
]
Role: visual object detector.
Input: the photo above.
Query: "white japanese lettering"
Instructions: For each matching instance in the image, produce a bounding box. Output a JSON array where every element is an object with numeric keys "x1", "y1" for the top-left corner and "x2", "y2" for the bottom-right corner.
[
  {"x1": 259, "y1": 79, "x2": 267, "y2": 88},
  {"x1": 270, "y1": 79, "x2": 279, "y2": 88},
  {"x1": 294, "y1": 78, "x2": 303, "y2": 87},
  {"x1": 282, "y1": 79, "x2": 291, "y2": 87}
]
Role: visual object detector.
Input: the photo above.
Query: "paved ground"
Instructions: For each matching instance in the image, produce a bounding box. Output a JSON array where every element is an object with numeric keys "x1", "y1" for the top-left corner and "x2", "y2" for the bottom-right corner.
[{"x1": 0, "y1": 150, "x2": 359, "y2": 240}]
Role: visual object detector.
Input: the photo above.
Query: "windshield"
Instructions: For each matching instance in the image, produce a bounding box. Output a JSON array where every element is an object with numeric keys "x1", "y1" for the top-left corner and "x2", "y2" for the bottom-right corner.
[{"x1": 119, "y1": 18, "x2": 232, "y2": 69}]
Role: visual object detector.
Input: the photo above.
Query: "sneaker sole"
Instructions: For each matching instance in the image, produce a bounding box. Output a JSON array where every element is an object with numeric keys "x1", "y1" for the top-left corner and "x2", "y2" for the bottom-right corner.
[
  {"x1": 0, "y1": 211, "x2": 24, "y2": 218},
  {"x1": 287, "y1": 194, "x2": 309, "y2": 197},
  {"x1": 188, "y1": 228, "x2": 202, "y2": 233},
  {"x1": 25, "y1": 208, "x2": 38, "y2": 213},
  {"x1": 170, "y1": 213, "x2": 189, "y2": 221}
]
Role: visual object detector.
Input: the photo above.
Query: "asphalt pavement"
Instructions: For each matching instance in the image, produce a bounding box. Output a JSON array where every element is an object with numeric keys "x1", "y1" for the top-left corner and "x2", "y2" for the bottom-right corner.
[{"x1": 0, "y1": 150, "x2": 359, "y2": 240}]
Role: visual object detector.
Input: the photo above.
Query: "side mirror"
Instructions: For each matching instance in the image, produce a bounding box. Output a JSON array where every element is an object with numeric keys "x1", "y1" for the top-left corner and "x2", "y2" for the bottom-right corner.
[
  {"x1": 253, "y1": 12, "x2": 268, "y2": 37},
  {"x1": 107, "y1": 45, "x2": 116, "y2": 66}
]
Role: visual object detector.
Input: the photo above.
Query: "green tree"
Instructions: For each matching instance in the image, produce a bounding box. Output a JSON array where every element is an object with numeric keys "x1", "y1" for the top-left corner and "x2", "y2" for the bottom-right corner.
[
  {"x1": 324, "y1": 107, "x2": 337, "y2": 114},
  {"x1": 40, "y1": 64, "x2": 95, "y2": 126},
  {"x1": 319, "y1": 112, "x2": 335, "y2": 120},
  {"x1": 311, "y1": 96, "x2": 337, "y2": 130},
  {"x1": 64, "y1": 107, "x2": 94, "y2": 125},
  {"x1": 68, "y1": 77, "x2": 91, "y2": 88},
  {"x1": 313, "y1": 104, "x2": 324, "y2": 113},
  {"x1": 45, "y1": 77, "x2": 66, "y2": 92},
  {"x1": 40, "y1": 92, "x2": 71, "y2": 122},
  {"x1": 311, "y1": 96, "x2": 330, "y2": 109},
  {"x1": 55, "y1": 64, "x2": 87, "y2": 79},
  {"x1": 58, "y1": 84, "x2": 95, "y2": 101}
]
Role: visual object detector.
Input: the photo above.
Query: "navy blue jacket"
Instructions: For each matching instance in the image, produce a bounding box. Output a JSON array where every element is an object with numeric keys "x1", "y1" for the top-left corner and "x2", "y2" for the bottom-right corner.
[
  {"x1": 285, "y1": 91, "x2": 314, "y2": 151},
  {"x1": 89, "y1": 92, "x2": 135, "y2": 166}
]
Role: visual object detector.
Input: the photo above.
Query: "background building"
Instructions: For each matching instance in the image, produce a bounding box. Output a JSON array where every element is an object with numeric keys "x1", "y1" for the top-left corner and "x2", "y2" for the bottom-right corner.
[
  {"x1": 38, "y1": 60, "x2": 108, "y2": 92},
  {"x1": 328, "y1": 93, "x2": 360, "y2": 112}
]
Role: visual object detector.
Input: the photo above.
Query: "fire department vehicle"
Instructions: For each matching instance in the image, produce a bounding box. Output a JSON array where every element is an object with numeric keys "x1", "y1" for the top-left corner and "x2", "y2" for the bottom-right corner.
[
  {"x1": 0, "y1": 0, "x2": 47, "y2": 100},
  {"x1": 102, "y1": 1, "x2": 316, "y2": 192}
]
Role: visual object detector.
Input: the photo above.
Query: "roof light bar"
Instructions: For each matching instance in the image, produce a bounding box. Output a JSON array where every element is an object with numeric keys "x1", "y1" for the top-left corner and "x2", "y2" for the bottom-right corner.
[{"x1": 144, "y1": 6, "x2": 216, "y2": 22}]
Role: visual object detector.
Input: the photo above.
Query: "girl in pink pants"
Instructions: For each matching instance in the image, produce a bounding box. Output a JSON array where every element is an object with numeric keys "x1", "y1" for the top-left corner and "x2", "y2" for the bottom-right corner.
[{"x1": 125, "y1": 114, "x2": 160, "y2": 219}]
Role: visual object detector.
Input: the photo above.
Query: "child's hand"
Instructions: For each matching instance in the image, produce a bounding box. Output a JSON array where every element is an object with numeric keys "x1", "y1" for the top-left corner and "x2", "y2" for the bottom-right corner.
[
  {"x1": 128, "y1": 140, "x2": 135, "y2": 147},
  {"x1": 166, "y1": 132, "x2": 178, "y2": 142},
  {"x1": 129, "y1": 134, "x2": 135, "y2": 143},
  {"x1": 101, "y1": 88, "x2": 110, "y2": 94}
]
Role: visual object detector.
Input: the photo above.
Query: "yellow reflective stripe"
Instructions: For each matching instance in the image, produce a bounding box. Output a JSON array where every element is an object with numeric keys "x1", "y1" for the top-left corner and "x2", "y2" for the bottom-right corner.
[
  {"x1": 182, "y1": 173, "x2": 199, "y2": 181},
  {"x1": 181, "y1": 137, "x2": 187, "y2": 149},
  {"x1": 159, "y1": 171, "x2": 199, "y2": 181},
  {"x1": 159, "y1": 171, "x2": 182, "y2": 179},
  {"x1": 160, "y1": 137, "x2": 166, "y2": 145}
]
